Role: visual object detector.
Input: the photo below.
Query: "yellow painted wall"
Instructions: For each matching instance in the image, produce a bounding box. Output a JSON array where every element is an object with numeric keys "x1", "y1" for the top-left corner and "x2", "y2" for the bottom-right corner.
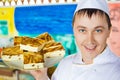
[{"x1": 0, "y1": 7, "x2": 18, "y2": 37}]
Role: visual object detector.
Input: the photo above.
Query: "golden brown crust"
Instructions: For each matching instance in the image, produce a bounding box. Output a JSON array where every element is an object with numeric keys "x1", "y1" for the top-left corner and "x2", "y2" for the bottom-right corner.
[
  {"x1": 24, "y1": 52, "x2": 44, "y2": 64},
  {"x1": 14, "y1": 36, "x2": 32, "y2": 46},
  {"x1": 21, "y1": 38, "x2": 43, "y2": 47},
  {"x1": 42, "y1": 41, "x2": 64, "y2": 53},
  {"x1": 14, "y1": 36, "x2": 23, "y2": 46},
  {"x1": 2, "y1": 46, "x2": 23, "y2": 55},
  {"x1": 36, "y1": 32, "x2": 54, "y2": 42},
  {"x1": 43, "y1": 41, "x2": 61, "y2": 48}
]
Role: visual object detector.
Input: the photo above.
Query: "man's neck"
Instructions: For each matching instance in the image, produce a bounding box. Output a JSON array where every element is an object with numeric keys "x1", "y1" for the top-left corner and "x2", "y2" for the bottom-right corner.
[{"x1": 82, "y1": 58, "x2": 93, "y2": 64}]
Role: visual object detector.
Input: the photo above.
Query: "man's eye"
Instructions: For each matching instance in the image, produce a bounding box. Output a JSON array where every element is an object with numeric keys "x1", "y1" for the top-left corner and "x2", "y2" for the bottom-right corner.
[
  {"x1": 79, "y1": 29, "x2": 85, "y2": 32},
  {"x1": 96, "y1": 29, "x2": 102, "y2": 33}
]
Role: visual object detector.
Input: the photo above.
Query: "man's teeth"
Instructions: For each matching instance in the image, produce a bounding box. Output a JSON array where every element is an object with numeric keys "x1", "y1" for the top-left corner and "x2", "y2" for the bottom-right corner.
[{"x1": 85, "y1": 46, "x2": 96, "y2": 50}]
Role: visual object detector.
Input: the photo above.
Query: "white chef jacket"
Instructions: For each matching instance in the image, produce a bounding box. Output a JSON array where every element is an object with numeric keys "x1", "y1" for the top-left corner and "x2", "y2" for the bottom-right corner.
[{"x1": 51, "y1": 46, "x2": 120, "y2": 80}]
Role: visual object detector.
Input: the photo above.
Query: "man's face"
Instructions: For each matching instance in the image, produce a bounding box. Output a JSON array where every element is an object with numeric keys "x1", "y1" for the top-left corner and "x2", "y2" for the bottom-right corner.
[
  {"x1": 108, "y1": 20, "x2": 120, "y2": 56},
  {"x1": 73, "y1": 14, "x2": 110, "y2": 63}
]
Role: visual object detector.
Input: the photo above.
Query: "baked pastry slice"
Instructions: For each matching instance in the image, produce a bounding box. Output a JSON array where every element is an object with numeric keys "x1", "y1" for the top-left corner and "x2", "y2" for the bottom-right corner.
[
  {"x1": 42, "y1": 41, "x2": 65, "y2": 67},
  {"x1": 36, "y1": 32, "x2": 54, "y2": 42},
  {"x1": 1, "y1": 46, "x2": 44, "y2": 69},
  {"x1": 20, "y1": 37, "x2": 45, "y2": 52}
]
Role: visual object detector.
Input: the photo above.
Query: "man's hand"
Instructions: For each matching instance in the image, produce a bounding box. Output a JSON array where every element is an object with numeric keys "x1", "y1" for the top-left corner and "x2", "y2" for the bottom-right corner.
[{"x1": 28, "y1": 68, "x2": 48, "y2": 80}]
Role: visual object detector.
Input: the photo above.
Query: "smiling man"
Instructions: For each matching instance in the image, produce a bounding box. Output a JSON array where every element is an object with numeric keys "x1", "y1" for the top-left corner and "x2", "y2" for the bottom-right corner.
[
  {"x1": 73, "y1": 10, "x2": 110, "y2": 64},
  {"x1": 51, "y1": 0, "x2": 120, "y2": 80}
]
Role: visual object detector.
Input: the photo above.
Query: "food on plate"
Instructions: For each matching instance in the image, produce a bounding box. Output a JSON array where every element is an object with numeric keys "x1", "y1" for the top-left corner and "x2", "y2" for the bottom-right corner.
[
  {"x1": 42, "y1": 41, "x2": 65, "y2": 58},
  {"x1": 1, "y1": 32, "x2": 65, "y2": 69},
  {"x1": 2, "y1": 46, "x2": 44, "y2": 69}
]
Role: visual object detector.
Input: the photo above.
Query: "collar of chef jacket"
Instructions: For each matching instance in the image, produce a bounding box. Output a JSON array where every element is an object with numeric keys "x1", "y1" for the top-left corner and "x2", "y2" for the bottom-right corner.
[{"x1": 72, "y1": 46, "x2": 119, "y2": 65}]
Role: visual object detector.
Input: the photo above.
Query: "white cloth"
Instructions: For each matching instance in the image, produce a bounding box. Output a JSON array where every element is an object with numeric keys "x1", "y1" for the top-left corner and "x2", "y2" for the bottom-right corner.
[{"x1": 51, "y1": 46, "x2": 120, "y2": 80}]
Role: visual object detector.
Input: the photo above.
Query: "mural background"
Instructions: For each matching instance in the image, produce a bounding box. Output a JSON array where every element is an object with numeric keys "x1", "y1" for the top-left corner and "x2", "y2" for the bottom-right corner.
[{"x1": 0, "y1": 4, "x2": 78, "y2": 56}]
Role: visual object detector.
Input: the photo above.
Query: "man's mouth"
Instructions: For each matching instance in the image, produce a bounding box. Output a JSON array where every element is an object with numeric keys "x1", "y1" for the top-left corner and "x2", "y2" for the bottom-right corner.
[{"x1": 84, "y1": 46, "x2": 96, "y2": 52}]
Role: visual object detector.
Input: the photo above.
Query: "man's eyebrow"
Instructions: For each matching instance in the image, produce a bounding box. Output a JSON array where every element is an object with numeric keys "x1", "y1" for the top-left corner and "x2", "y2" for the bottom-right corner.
[
  {"x1": 94, "y1": 26, "x2": 105, "y2": 29},
  {"x1": 76, "y1": 25, "x2": 86, "y2": 29},
  {"x1": 77, "y1": 26, "x2": 105, "y2": 29}
]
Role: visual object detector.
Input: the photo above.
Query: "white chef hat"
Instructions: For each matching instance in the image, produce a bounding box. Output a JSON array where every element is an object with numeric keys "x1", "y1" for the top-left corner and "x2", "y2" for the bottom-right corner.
[{"x1": 75, "y1": 0, "x2": 109, "y2": 16}]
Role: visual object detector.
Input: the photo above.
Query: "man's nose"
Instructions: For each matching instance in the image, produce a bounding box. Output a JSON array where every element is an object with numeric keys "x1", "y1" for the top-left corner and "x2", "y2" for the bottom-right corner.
[{"x1": 87, "y1": 33, "x2": 95, "y2": 44}]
